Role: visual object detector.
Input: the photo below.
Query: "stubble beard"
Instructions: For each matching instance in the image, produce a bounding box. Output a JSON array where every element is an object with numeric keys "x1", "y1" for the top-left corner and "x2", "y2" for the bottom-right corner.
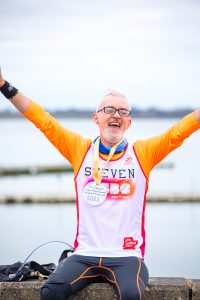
[{"x1": 102, "y1": 128, "x2": 123, "y2": 146}]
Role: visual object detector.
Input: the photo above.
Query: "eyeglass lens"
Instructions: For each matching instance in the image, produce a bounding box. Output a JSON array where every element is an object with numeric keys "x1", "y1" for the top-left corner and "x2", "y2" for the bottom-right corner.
[{"x1": 104, "y1": 106, "x2": 130, "y2": 116}]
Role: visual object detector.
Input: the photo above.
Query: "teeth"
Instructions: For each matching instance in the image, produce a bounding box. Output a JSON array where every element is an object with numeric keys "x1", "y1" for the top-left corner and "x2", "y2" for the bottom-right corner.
[{"x1": 109, "y1": 122, "x2": 120, "y2": 127}]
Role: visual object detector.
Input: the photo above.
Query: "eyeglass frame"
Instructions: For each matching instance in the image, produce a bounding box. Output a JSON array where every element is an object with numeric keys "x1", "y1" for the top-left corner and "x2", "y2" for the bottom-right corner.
[{"x1": 96, "y1": 106, "x2": 131, "y2": 117}]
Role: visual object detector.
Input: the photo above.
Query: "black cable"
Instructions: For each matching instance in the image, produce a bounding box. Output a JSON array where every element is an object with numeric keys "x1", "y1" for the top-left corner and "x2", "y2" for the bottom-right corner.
[{"x1": 9, "y1": 240, "x2": 74, "y2": 280}]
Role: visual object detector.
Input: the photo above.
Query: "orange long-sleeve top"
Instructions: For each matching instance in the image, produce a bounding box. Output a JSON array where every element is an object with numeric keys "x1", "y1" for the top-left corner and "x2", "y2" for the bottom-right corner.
[{"x1": 23, "y1": 100, "x2": 200, "y2": 178}]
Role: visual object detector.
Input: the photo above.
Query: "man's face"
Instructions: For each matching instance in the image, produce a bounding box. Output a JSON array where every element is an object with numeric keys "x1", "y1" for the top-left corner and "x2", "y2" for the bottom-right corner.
[{"x1": 92, "y1": 95, "x2": 132, "y2": 147}]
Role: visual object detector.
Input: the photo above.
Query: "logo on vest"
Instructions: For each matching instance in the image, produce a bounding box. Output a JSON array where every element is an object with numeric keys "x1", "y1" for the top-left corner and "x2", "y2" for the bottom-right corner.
[
  {"x1": 84, "y1": 178, "x2": 135, "y2": 201},
  {"x1": 124, "y1": 155, "x2": 133, "y2": 165},
  {"x1": 123, "y1": 237, "x2": 138, "y2": 250}
]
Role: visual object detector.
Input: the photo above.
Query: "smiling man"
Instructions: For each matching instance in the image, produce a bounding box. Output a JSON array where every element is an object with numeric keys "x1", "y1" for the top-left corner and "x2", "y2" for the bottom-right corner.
[
  {"x1": 0, "y1": 67, "x2": 200, "y2": 300},
  {"x1": 93, "y1": 92, "x2": 132, "y2": 146}
]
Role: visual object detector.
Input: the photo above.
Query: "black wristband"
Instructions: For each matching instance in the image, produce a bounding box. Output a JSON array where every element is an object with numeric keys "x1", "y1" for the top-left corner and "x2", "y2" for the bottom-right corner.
[{"x1": 0, "y1": 81, "x2": 18, "y2": 99}]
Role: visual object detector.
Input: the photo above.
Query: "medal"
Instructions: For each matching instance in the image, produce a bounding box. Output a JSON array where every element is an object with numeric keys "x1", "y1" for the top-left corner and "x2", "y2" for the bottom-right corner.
[
  {"x1": 84, "y1": 137, "x2": 124, "y2": 206},
  {"x1": 93, "y1": 137, "x2": 124, "y2": 184},
  {"x1": 83, "y1": 181, "x2": 108, "y2": 206}
]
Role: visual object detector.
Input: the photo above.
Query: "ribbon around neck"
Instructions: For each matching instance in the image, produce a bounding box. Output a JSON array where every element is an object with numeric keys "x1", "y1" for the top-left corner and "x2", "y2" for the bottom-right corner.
[{"x1": 93, "y1": 137, "x2": 124, "y2": 185}]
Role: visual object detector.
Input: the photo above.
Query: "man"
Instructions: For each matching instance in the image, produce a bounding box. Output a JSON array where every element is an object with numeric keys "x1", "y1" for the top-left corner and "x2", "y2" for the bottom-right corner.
[{"x1": 0, "y1": 67, "x2": 200, "y2": 300}]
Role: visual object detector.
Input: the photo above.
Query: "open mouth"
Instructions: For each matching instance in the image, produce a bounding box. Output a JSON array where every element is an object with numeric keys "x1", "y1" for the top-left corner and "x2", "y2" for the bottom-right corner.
[{"x1": 108, "y1": 122, "x2": 121, "y2": 128}]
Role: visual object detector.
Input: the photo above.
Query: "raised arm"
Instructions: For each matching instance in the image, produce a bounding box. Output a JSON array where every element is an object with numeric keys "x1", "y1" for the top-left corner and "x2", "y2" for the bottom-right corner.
[
  {"x1": 0, "y1": 66, "x2": 92, "y2": 174},
  {"x1": 134, "y1": 110, "x2": 200, "y2": 178},
  {"x1": 0, "y1": 67, "x2": 31, "y2": 113}
]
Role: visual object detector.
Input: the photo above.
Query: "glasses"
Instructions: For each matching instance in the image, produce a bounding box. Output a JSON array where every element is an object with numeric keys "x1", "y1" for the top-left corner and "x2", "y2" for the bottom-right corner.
[{"x1": 97, "y1": 106, "x2": 131, "y2": 117}]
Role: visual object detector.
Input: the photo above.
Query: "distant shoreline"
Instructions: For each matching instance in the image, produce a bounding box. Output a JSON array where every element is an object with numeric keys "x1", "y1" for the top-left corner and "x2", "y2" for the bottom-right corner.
[
  {"x1": 1, "y1": 193, "x2": 200, "y2": 204},
  {"x1": 0, "y1": 107, "x2": 193, "y2": 119}
]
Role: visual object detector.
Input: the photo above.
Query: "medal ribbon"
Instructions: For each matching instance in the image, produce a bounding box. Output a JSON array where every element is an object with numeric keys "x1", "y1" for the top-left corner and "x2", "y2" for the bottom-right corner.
[{"x1": 93, "y1": 137, "x2": 124, "y2": 185}]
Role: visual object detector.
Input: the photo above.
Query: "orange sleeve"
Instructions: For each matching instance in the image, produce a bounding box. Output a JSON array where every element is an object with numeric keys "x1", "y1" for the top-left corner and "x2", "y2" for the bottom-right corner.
[
  {"x1": 23, "y1": 100, "x2": 92, "y2": 175},
  {"x1": 134, "y1": 112, "x2": 200, "y2": 178}
]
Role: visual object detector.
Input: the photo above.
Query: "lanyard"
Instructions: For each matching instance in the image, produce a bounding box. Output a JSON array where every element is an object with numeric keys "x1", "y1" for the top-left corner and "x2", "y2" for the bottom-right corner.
[{"x1": 93, "y1": 137, "x2": 123, "y2": 185}]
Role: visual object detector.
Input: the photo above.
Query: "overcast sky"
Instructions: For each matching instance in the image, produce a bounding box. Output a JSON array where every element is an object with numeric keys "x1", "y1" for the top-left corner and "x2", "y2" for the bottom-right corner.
[{"x1": 0, "y1": 0, "x2": 200, "y2": 110}]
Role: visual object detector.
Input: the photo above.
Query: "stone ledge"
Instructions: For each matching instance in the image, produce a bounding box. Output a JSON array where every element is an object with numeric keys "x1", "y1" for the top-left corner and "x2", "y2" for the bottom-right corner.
[
  {"x1": 0, "y1": 277, "x2": 200, "y2": 300},
  {"x1": 192, "y1": 280, "x2": 200, "y2": 300}
]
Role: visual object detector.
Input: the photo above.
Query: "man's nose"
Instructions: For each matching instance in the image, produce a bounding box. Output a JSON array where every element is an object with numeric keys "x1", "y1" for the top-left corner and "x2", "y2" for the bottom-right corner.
[{"x1": 112, "y1": 110, "x2": 121, "y2": 117}]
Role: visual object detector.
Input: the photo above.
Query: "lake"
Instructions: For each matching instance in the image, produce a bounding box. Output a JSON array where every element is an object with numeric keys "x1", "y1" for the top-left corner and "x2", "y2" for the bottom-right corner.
[
  {"x1": 1, "y1": 202, "x2": 200, "y2": 279},
  {"x1": 0, "y1": 117, "x2": 200, "y2": 197},
  {"x1": 0, "y1": 117, "x2": 200, "y2": 279}
]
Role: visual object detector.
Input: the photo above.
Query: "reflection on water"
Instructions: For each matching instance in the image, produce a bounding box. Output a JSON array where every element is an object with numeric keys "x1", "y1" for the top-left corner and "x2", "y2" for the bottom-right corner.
[{"x1": 0, "y1": 202, "x2": 200, "y2": 279}]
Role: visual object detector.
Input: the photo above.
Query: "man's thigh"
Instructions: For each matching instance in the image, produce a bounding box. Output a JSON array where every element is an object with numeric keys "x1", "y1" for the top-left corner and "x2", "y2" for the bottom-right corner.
[
  {"x1": 54, "y1": 254, "x2": 101, "y2": 293},
  {"x1": 102, "y1": 256, "x2": 149, "y2": 300}
]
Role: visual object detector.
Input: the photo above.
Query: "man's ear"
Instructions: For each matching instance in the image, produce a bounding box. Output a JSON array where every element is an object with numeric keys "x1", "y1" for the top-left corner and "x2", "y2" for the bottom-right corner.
[
  {"x1": 92, "y1": 112, "x2": 98, "y2": 124},
  {"x1": 125, "y1": 118, "x2": 132, "y2": 130}
]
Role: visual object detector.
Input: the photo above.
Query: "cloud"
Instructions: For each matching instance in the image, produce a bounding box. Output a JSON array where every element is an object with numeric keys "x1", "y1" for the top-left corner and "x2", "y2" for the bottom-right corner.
[{"x1": 0, "y1": 0, "x2": 200, "y2": 110}]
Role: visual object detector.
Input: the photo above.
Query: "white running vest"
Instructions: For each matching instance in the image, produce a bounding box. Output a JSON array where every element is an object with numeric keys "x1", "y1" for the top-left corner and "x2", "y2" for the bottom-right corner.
[{"x1": 74, "y1": 143, "x2": 148, "y2": 258}]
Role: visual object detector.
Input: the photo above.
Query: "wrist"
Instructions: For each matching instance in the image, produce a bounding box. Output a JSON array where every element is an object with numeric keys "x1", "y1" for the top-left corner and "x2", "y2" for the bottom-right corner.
[
  {"x1": 194, "y1": 109, "x2": 200, "y2": 122},
  {"x1": 0, "y1": 81, "x2": 18, "y2": 99}
]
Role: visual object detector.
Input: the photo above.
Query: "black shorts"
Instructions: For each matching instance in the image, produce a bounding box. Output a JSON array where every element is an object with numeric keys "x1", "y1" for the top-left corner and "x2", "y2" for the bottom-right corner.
[{"x1": 42, "y1": 254, "x2": 149, "y2": 300}]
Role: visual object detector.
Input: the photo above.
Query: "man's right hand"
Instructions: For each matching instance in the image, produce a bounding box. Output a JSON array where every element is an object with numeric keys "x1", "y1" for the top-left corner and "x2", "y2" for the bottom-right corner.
[{"x1": 0, "y1": 66, "x2": 31, "y2": 113}]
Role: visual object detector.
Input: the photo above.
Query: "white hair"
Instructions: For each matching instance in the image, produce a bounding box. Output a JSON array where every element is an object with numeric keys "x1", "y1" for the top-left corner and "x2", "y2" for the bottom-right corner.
[
  {"x1": 96, "y1": 89, "x2": 130, "y2": 112},
  {"x1": 105, "y1": 89, "x2": 126, "y2": 98}
]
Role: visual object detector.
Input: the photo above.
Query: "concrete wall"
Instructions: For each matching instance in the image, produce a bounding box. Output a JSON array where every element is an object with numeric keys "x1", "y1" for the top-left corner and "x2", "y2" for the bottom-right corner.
[{"x1": 0, "y1": 277, "x2": 200, "y2": 300}]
